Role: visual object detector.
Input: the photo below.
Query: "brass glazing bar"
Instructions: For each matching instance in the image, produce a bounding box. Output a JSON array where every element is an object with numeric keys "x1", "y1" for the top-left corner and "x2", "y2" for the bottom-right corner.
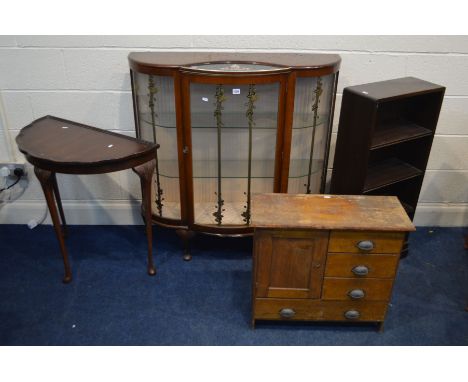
[
  {"x1": 148, "y1": 75, "x2": 164, "y2": 215},
  {"x1": 305, "y1": 77, "x2": 323, "y2": 194},
  {"x1": 242, "y1": 84, "x2": 257, "y2": 225},
  {"x1": 320, "y1": 72, "x2": 339, "y2": 193},
  {"x1": 212, "y1": 85, "x2": 226, "y2": 225}
]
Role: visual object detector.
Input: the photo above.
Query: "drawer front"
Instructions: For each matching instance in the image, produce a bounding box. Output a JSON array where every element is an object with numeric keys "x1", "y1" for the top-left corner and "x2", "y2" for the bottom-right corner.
[
  {"x1": 325, "y1": 253, "x2": 399, "y2": 278},
  {"x1": 328, "y1": 231, "x2": 404, "y2": 254},
  {"x1": 322, "y1": 277, "x2": 394, "y2": 301},
  {"x1": 254, "y1": 298, "x2": 388, "y2": 322}
]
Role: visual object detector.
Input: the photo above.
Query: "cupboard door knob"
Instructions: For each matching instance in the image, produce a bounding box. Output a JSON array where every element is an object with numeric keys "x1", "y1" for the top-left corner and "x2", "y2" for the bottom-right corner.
[
  {"x1": 357, "y1": 240, "x2": 374, "y2": 251},
  {"x1": 182, "y1": 146, "x2": 189, "y2": 154},
  {"x1": 352, "y1": 265, "x2": 369, "y2": 276},
  {"x1": 344, "y1": 310, "x2": 361, "y2": 320},
  {"x1": 279, "y1": 308, "x2": 296, "y2": 319},
  {"x1": 348, "y1": 289, "x2": 366, "y2": 300}
]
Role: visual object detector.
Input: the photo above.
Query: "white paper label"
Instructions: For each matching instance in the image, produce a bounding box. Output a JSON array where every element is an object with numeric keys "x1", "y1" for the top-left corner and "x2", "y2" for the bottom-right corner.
[
  {"x1": 232, "y1": 89, "x2": 240, "y2": 95},
  {"x1": 202, "y1": 97, "x2": 209, "y2": 102}
]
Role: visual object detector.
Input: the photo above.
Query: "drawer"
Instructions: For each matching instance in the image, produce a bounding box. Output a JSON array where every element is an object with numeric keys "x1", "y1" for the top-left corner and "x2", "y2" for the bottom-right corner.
[
  {"x1": 328, "y1": 231, "x2": 404, "y2": 254},
  {"x1": 322, "y1": 277, "x2": 394, "y2": 301},
  {"x1": 254, "y1": 298, "x2": 388, "y2": 322},
  {"x1": 325, "y1": 253, "x2": 399, "y2": 278}
]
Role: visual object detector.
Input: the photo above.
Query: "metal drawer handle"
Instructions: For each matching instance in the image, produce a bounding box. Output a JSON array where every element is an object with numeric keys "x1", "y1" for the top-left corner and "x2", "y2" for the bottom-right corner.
[
  {"x1": 279, "y1": 308, "x2": 296, "y2": 319},
  {"x1": 348, "y1": 289, "x2": 366, "y2": 300},
  {"x1": 352, "y1": 265, "x2": 369, "y2": 276},
  {"x1": 357, "y1": 240, "x2": 374, "y2": 251},
  {"x1": 344, "y1": 310, "x2": 361, "y2": 320}
]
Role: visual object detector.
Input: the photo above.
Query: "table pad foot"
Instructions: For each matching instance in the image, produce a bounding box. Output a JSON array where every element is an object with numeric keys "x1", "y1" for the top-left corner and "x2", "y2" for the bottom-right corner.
[{"x1": 62, "y1": 274, "x2": 72, "y2": 284}]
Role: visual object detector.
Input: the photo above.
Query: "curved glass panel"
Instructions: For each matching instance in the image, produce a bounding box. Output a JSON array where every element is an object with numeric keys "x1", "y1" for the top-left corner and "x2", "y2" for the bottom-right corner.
[
  {"x1": 133, "y1": 72, "x2": 181, "y2": 220},
  {"x1": 288, "y1": 74, "x2": 336, "y2": 194},
  {"x1": 190, "y1": 82, "x2": 279, "y2": 226}
]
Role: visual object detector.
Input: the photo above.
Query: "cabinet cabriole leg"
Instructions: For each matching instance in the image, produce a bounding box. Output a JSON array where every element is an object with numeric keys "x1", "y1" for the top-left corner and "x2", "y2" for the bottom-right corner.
[{"x1": 176, "y1": 229, "x2": 195, "y2": 261}]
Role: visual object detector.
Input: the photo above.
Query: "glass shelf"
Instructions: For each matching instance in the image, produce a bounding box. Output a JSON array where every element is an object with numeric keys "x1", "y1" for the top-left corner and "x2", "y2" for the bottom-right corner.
[
  {"x1": 193, "y1": 201, "x2": 251, "y2": 225},
  {"x1": 157, "y1": 159, "x2": 323, "y2": 179},
  {"x1": 139, "y1": 112, "x2": 329, "y2": 130}
]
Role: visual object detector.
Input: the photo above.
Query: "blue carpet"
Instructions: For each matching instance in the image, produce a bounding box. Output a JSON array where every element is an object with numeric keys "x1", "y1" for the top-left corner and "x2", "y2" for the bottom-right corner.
[{"x1": 0, "y1": 225, "x2": 467, "y2": 345}]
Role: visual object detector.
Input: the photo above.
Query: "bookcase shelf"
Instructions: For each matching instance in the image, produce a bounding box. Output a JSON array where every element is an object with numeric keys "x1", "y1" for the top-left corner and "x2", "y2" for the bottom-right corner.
[
  {"x1": 371, "y1": 120, "x2": 432, "y2": 150},
  {"x1": 364, "y1": 158, "x2": 422, "y2": 192}
]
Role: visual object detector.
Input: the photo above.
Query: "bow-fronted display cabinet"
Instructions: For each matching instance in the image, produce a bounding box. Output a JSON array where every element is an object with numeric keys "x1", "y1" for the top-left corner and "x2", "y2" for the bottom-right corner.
[{"x1": 129, "y1": 52, "x2": 340, "y2": 259}]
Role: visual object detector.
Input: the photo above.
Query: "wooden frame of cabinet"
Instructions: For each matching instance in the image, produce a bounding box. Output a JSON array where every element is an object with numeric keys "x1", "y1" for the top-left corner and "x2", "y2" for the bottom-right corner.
[{"x1": 129, "y1": 52, "x2": 340, "y2": 258}]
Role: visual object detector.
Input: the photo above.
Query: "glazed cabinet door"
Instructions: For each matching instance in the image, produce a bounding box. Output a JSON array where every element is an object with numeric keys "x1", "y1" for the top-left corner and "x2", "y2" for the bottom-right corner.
[
  {"x1": 182, "y1": 72, "x2": 287, "y2": 230},
  {"x1": 254, "y1": 230, "x2": 329, "y2": 299},
  {"x1": 283, "y1": 72, "x2": 338, "y2": 194},
  {"x1": 131, "y1": 71, "x2": 184, "y2": 223}
]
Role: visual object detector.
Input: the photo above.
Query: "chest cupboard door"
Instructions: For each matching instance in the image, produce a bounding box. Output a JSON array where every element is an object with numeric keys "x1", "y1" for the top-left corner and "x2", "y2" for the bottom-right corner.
[{"x1": 254, "y1": 230, "x2": 329, "y2": 299}]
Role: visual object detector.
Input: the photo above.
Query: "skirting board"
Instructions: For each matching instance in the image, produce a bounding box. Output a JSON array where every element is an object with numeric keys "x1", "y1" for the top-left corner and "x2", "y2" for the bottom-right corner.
[{"x1": 0, "y1": 200, "x2": 467, "y2": 227}]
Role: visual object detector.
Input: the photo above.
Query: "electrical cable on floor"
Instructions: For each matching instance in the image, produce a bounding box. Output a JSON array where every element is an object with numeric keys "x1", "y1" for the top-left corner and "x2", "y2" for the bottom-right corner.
[
  {"x1": 0, "y1": 167, "x2": 47, "y2": 228},
  {"x1": 0, "y1": 174, "x2": 21, "y2": 193}
]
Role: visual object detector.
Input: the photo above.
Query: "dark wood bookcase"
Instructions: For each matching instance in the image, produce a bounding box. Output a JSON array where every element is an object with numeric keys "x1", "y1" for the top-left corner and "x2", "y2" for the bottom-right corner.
[{"x1": 330, "y1": 77, "x2": 445, "y2": 256}]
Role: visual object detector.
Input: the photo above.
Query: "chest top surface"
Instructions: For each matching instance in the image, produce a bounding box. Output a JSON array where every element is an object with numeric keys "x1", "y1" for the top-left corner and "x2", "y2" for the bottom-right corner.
[{"x1": 252, "y1": 194, "x2": 415, "y2": 232}]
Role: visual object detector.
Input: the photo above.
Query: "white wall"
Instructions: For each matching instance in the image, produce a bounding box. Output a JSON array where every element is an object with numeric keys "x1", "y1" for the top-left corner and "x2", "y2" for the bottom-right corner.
[{"x1": 0, "y1": 35, "x2": 467, "y2": 226}]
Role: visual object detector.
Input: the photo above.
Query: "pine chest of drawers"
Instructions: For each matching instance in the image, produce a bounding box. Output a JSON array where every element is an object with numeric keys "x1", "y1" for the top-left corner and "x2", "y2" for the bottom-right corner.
[{"x1": 251, "y1": 194, "x2": 415, "y2": 329}]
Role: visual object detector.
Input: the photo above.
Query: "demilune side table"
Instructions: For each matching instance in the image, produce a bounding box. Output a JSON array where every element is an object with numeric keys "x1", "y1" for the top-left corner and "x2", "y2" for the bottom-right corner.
[{"x1": 16, "y1": 115, "x2": 159, "y2": 283}]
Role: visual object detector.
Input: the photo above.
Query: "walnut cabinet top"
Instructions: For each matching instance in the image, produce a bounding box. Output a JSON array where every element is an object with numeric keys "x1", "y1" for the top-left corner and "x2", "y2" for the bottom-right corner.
[{"x1": 128, "y1": 51, "x2": 341, "y2": 75}]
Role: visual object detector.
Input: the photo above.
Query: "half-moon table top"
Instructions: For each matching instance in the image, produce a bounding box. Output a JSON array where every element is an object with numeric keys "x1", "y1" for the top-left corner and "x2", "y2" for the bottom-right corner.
[{"x1": 16, "y1": 115, "x2": 158, "y2": 174}]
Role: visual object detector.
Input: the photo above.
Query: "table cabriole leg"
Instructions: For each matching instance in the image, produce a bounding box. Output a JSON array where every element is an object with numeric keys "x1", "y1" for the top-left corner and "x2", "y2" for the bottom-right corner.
[
  {"x1": 34, "y1": 167, "x2": 72, "y2": 284},
  {"x1": 51, "y1": 173, "x2": 68, "y2": 237},
  {"x1": 133, "y1": 160, "x2": 157, "y2": 276}
]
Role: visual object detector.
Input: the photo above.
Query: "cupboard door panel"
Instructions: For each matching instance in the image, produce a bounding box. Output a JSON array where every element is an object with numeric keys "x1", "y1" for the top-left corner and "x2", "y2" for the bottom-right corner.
[{"x1": 255, "y1": 230, "x2": 329, "y2": 299}]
